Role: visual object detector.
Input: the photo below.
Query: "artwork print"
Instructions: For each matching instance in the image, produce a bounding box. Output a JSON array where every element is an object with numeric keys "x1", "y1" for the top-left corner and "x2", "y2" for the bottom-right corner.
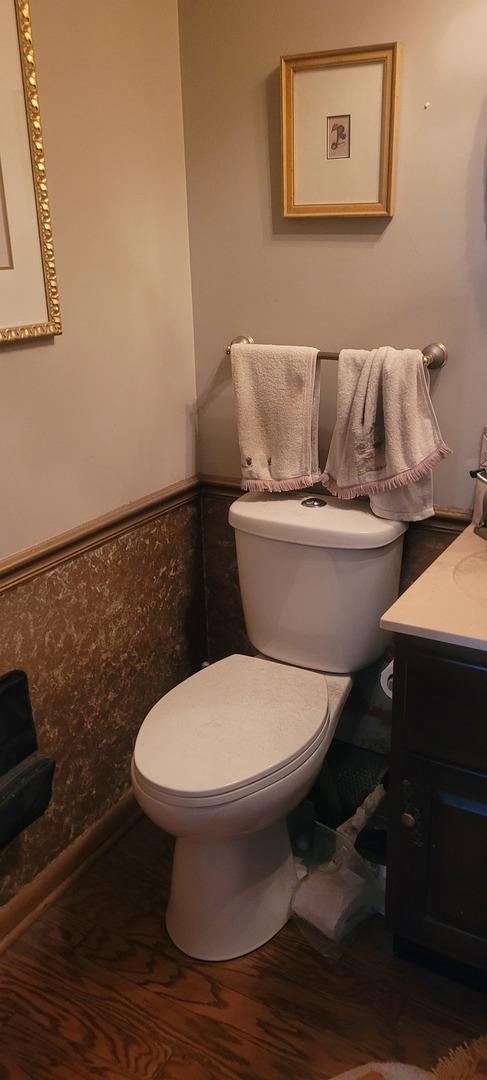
[{"x1": 326, "y1": 114, "x2": 351, "y2": 160}]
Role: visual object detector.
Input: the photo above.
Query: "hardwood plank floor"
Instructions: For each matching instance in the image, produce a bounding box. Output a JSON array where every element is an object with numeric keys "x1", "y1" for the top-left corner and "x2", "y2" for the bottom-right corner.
[{"x1": 0, "y1": 818, "x2": 485, "y2": 1079}]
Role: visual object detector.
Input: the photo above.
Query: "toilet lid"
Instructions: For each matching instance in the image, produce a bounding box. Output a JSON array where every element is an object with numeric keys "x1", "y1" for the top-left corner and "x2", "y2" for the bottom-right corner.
[{"x1": 133, "y1": 654, "x2": 329, "y2": 799}]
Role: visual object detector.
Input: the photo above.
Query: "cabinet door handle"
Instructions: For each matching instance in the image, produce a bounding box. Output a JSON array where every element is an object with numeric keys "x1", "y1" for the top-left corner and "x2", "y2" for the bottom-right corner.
[{"x1": 401, "y1": 778, "x2": 423, "y2": 845}]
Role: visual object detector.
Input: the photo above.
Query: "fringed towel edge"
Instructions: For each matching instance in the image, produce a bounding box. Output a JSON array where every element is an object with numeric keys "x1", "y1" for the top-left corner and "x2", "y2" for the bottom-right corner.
[
  {"x1": 321, "y1": 443, "x2": 451, "y2": 500},
  {"x1": 241, "y1": 472, "x2": 321, "y2": 493}
]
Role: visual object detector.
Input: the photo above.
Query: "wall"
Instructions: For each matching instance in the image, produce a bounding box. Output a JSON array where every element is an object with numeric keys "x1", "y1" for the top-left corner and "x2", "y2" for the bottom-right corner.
[
  {"x1": 0, "y1": 1, "x2": 205, "y2": 907},
  {"x1": 179, "y1": 0, "x2": 487, "y2": 514},
  {"x1": 0, "y1": 0, "x2": 196, "y2": 561},
  {"x1": 1, "y1": 0, "x2": 481, "y2": 908}
]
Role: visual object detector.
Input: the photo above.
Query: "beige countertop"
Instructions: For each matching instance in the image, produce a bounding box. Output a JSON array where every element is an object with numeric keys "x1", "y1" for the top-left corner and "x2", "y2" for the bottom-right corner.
[{"x1": 381, "y1": 523, "x2": 487, "y2": 651}]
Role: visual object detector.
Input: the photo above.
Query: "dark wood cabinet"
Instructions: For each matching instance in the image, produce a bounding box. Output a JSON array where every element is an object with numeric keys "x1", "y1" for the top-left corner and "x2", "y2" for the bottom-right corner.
[{"x1": 387, "y1": 633, "x2": 487, "y2": 974}]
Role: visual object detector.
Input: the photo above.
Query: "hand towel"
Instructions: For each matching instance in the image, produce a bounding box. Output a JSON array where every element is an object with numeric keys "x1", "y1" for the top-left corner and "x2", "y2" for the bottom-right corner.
[
  {"x1": 321, "y1": 347, "x2": 451, "y2": 522},
  {"x1": 231, "y1": 343, "x2": 321, "y2": 492}
]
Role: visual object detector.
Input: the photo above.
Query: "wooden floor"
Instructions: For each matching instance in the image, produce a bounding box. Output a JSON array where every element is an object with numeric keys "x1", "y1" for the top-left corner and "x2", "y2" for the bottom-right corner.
[{"x1": 0, "y1": 819, "x2": 485, "y2": 1080}]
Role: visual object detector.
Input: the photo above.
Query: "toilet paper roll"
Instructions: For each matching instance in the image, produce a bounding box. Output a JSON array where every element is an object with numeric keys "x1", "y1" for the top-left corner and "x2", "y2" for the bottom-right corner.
[{"x1": 380, "y1": 660, "x2": 394, "y2": 700}]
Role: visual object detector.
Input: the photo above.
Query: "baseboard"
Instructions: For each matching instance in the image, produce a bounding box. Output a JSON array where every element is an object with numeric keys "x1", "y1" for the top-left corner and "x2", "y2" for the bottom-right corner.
[{"x1": 0, "y1": 790, "x2": 141, "y2": 956}]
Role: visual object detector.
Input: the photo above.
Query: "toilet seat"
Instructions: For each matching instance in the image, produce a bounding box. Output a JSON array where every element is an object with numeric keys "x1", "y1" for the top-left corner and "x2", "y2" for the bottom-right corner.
[
  {"x1": 132, "y1": 722, "x2": 328, "y2": 809},
  {"x1": 133, "y1": 654, "x2": 330, "y2": 807}
]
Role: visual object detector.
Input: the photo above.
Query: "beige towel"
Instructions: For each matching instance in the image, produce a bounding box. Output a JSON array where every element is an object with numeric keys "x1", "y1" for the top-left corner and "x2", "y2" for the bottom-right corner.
[
  {"x1": 322, "y1": 347, "x2": 451, "y2": 522},
  {"x1": 231, "y1": 343, "x2": 321, "y2": 492}
]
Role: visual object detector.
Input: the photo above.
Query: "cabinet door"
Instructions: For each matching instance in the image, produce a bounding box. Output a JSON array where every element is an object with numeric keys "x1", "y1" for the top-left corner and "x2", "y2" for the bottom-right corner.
[
  {"x1": 396, "y1": 647, "x2": 487, "y2": 772},
  {"x1": 388, "y1": 753, "x2": 487, "y2": 969}
]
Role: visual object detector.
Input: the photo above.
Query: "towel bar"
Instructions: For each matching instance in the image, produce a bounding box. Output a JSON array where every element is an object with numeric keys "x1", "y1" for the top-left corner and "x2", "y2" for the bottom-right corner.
[{"x1": 225, "y1": 336, "x2": 448, "y2": 370}]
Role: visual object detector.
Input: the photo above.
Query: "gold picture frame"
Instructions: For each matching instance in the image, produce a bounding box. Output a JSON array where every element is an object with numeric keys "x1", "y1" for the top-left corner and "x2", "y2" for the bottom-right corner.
[
  {"x1": 0, "y1": 0, "x2": 61, "y2": 343},
  {"x1": 281, "y1": 43, "x2": 400, "y2": 218}
]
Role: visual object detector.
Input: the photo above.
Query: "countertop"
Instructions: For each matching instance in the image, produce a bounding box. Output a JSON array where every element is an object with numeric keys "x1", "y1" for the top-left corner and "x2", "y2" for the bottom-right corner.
[{"x1": 381, "y1": 523, "x2": 487, "y2": 651}]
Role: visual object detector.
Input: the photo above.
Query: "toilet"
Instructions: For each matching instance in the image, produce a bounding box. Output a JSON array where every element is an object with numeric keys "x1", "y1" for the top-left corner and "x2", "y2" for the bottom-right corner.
[{"x1": 132, "y1": 493, "x2": 406, "y2": 961}]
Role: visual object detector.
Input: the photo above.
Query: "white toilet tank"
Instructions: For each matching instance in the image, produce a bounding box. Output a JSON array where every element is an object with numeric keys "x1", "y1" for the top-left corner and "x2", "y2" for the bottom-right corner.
[{"x1": 229, "y1": 493, "x2": 407, "y2": 674}]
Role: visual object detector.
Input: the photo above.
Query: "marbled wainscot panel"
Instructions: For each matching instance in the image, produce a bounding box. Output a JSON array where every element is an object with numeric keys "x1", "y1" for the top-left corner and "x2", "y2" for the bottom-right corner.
[
  {"x1": 0, "y1": 500, "x2": 206, "y2": 906},
  {"x1": 399, "y1": 518, "x2": 467, "y2": 593},
  {"x1": 201, "y1": 492, "x2": 253, "y2": 662}
]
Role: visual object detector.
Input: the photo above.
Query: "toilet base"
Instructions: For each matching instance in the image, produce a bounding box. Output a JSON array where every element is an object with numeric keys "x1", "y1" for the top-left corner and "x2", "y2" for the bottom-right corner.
[{"x1": 165, "y1": 819, "x2": 298, "y2": 961}]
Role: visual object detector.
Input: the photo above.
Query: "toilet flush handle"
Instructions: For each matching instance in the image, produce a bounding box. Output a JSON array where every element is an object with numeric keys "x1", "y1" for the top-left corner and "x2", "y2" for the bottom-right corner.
[{"x1": 301, "y1": 497, "x2": 326, "y2": 508}]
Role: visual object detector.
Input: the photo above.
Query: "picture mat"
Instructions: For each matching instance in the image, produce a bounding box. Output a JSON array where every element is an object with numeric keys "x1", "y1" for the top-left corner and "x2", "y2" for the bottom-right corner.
[
  {"x1": 0, "y1": 0, "x2": 47, "y2": 327},
  {"x1": 293, "y1": 60, "x2": 383, "y2": 205}
]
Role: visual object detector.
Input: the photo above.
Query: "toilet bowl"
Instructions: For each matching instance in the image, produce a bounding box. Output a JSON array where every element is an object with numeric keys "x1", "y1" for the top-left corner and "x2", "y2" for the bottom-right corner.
[
  {"x1": 132, "y1": 654, "x2": 341, "y2": 960},
  {"x1": 132, "y1": 493, "x2": 406, "y2": 960}
]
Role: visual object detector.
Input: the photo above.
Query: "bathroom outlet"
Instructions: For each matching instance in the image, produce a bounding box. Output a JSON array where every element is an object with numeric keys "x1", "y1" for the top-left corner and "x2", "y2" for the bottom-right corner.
[{"x1": 0, "y1": 752, "x2": 55, "y2": 848}]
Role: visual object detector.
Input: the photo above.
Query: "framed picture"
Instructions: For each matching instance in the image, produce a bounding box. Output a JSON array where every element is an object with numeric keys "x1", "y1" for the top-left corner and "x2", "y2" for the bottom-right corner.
[
  {"x1": 281, "y1": 43, "x2": 399, "y2": 218},
  {"x1": 0, "y1": 0, "x2": 61, "y2": 343}
]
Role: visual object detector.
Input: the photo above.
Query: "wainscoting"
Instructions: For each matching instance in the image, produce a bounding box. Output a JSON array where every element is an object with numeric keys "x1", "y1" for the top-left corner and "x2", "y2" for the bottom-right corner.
[
  {"x1": 399, "y1": 515, "x2": 468, "y2": 591},
  {"x1": 0, "y1": 481, "x2": 206, "y2": 908},
  {"x1": 201, "y1": 484, "x2": 253, "y2": 663}
]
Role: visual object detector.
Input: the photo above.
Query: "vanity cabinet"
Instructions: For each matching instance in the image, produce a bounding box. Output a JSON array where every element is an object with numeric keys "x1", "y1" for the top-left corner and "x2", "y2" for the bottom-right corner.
[{"x1": 387, "y1": 633, "x2": 487, "y2": 974}]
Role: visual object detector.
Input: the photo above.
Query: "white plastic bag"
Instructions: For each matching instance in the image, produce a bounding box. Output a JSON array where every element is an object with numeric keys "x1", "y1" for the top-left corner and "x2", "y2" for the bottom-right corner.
[{"x1": 292, "y1": 784, "x2": 386, "y2": 960}]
